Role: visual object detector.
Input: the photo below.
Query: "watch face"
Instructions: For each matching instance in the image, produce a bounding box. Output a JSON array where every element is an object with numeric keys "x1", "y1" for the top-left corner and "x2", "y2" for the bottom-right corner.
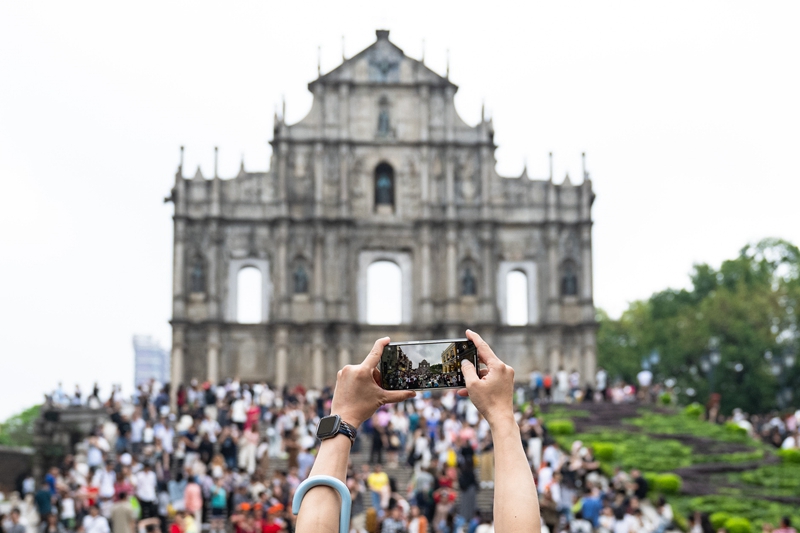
[{"x1": 317, "y1": 416, "x2": 340, "y2": 438}]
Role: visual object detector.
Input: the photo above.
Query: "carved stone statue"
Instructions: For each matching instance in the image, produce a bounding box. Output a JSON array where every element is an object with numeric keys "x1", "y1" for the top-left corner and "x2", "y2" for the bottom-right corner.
[
  {"x1": 561, "y1": 263, "x2": 578, "y2": 296},
  {"x1": 294, "y1": 265, "x2": 309, "y2": 294},
  {"x1": 190, "y1": 256, "x2": 205, "y2": 293},
  {"x1": 378, "y1": 108, "x2": 390, "y2": 136},
  {"x1": 461, "y1": 267, "x2": 477, "y2": 296},
  {"x1": 375, "y1": 172, "x2": 393, "y2": 205}
]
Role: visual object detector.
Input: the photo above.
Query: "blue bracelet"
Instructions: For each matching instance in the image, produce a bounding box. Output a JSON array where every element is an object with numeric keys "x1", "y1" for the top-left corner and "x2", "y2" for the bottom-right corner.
[{"x1": 291, "y1": 475, "x2": 352, "y2": 533}]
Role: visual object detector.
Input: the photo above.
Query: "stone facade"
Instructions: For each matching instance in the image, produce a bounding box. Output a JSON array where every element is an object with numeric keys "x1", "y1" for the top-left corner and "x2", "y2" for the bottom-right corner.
[{"x1": 167, "y1": 30, "x2": 597, "y2": 390}]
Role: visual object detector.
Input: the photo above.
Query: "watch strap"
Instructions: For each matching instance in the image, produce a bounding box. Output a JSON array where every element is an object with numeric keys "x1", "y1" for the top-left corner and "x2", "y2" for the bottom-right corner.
[{"x1": 337, "y1": 419, "x2": 357, "y2": 446}]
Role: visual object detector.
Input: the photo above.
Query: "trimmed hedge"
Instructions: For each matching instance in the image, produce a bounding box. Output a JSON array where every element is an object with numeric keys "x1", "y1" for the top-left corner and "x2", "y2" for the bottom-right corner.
[
  {"x1": 654, "y1": 473, "x2": 682, "y2": 494},
  {"x1": 778, "y1": 448, "x2": 800, "y2": 464},
  {"x1": 724, "y1": 421, "x2": 748, "y2": 437},
  {"x1": 724, "y1": 517, "x2": 753, "y2": 533},
  {"x1": 710, "y1": 513, "x2": 731, "y2": 530},
  {"x1": 683, "y1": 403, "x2": 704, "y2": 418},
  {"x1": 592, "y1": 442, "x2": 616, "y2": 461},
  {"x1": 547, "y1": 419, "x2": 575, "y2": 435}
]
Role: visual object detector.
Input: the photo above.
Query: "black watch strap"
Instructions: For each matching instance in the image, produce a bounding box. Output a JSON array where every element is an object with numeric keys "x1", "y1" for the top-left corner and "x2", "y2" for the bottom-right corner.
[{"x1": 337, "y1": 419, "x2": 357, "y2": 446}]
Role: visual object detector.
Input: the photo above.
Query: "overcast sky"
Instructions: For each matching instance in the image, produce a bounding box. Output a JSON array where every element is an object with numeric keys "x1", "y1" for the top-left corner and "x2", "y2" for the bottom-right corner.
[{"x1": 1, "y1": 1, "x2": 798, "y2": 420}]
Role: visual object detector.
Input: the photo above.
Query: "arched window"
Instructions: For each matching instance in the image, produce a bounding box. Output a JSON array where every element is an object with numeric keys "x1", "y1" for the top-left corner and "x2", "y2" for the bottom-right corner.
[
  {"x1": 374, "y1": 163, "x2": 395, "y2": 210},
  {"x1": 237, "y1": 267, "x2": 262, "y2": 323},
  {"x1": 366, "y1": 260, "x2": 402, "y2": 325},
  {"x1": 506, "y1": 270, "x2": 528, "y2": 325},
  {"x1": 561, "y1": 260, "x2": 578, "y2": 297}
]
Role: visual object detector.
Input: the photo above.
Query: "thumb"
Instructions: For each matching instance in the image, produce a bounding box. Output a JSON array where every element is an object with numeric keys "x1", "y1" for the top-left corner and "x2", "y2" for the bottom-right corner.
[
  {"x1": 382, "y1": 390, "x2": 416, "y2": 404},
  {"x1": 460, "y1": 359, "x2": 480, "y2": 388}
]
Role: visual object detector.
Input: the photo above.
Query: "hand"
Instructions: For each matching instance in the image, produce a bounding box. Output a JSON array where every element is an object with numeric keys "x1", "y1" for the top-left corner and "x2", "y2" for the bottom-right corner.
[
  {"x1": 458, "y1": 329, "x2": 515, "y2": 426},
  {"x1": 330, "y1": 337, "x2": 416, "y2": 427}
]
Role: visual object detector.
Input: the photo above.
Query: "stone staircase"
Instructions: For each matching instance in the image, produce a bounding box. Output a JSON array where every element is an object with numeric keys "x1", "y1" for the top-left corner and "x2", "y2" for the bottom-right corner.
[{"x1": 261, "y1": 436, "x2": 495, "y2": 516}]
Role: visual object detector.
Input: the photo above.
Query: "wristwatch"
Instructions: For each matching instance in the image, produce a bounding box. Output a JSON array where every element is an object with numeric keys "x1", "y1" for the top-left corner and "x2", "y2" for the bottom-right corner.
[{"x1": 316, "y1": 415, "x2": 357, "y2": 446}]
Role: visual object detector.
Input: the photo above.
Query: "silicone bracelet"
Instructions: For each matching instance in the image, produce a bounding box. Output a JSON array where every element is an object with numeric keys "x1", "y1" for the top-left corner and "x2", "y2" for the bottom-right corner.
[{"x1": 291, "y1": 475, "x2": 352, "y2": 533}]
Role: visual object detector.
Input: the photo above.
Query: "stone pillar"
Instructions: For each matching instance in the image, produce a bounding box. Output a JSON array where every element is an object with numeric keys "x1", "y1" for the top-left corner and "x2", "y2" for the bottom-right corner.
[
  {"x1": 277, "y1": 141, "x2": 288, "y2": 214},
  {"x1": 445, "y1": 147, "x2": 455, "y2": 219},
  {"x1": 480, "y1": 145, "x2": 491, "y2": 218},
  {"x1": 173, "y1": 219, "x2": 186, "y2": 320},
  {"x1": 170, "y1": 325, "x2": 185, "y2": 409},
  {"x1": 339, "y1": 144, "x2": 349, "y2": 216},
  {"x1": 313, "y1": 229, "x2": 325, "y2": 318},
  {"x1": 206, "y1": 221, "x2": 220, "y2": 318},
  {"x1": 546, "y1": 224, "x2": 560, "y2": 323},
  {"x1": 420, "y1": 225, "x2": 433, "y2": 322},
  {"x1": 276, "y1": 326, "x2": 289, "y2": 389},
  {"x1": 480, "y1": 223, "x2": 495, "y2": 322},
  {"x1": 314, "y1": 142, "x2": 324, "y2": 216},
  {"x1": 277, "y1": 222, "x2": 288, "y2": 318},
  {"x1": 312, "y1": 328, "x2": 324, "y2": 389},
  {"x1": 207, "y1": 326, "x2": 220, "y2": 384},
  {"x1": 337, "y1": 327, "x2": 352, "y2": 370},
  {"x1": 582, "y1": 329, "x2": 597, "y2": 386},
  {"x1": 446, "y1": 224, "x2": 458, "y2": 319},
  {"x1": 581, "y1": 223, "x2": 594, "y2": 321}
]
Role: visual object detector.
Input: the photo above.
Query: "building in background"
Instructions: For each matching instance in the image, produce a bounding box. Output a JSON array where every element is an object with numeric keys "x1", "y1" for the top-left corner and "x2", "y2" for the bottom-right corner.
[
  {"x1": 133, "y1": 336, "x2": 170, "y2": 387},
  {"x1": 167, "y1": 30, "x2": 597, "y2": 390}
]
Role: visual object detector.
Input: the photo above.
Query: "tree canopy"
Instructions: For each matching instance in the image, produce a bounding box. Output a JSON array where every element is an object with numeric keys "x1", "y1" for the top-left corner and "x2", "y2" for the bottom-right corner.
[{"x1": 598, "y1": 238, "x2": 800, "y2": 414}]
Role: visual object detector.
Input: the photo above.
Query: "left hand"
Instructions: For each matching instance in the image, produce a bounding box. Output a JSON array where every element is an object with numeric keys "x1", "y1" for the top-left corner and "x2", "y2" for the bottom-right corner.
[{"x1": 330, "y1": 337, "x2": 416, "y2": 427}]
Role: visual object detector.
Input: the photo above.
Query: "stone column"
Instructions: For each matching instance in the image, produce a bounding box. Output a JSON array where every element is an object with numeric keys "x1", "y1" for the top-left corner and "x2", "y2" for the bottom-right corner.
[
  {"x1": 277, "y1": 141, "x2": 288, "y2": 214},
  {"x1": 446, "y1": 224, "x2": 458, "y2": 320},
  {"x1": 313, "y1": 229, "x2": 325, "y2": 319},
  {"x1": 581, "y1": 223, "x2": 594, "y2": 321},
  {"x1": 480, "y1": 145, "x2": 491, "y2": 218},
  {"x1": 420, "y1": 225, "x2": 433, "y2": 322},
  {"x1": 276, "y1": 326, "x2": 289, "y2": 389},
  {"x1": 480, "y1": 223, "x2": 495, "y2": 321},
  {"x1": 312, "y1": 328, "x2": 324, "y2": 389},
  {"x1": 314, "y1": 142, "x2": 324, "y2": 216},
  {"x1": 173, "y1": 219, "x2": 186, "y2": 320},
  {"x1": 339, "y1": 144, "x2": 349, "y2": 216},
  {"x1": 445, "y1": 148, "x2": 455, "y2": 219},
  {"x1": 277, "y1": 222, "x2": 288, "y2": 318},
  {"x1": 207, "y1": 326, "x2": 220, "y2": 384},
  {"x1": 170, "y1": 325, "x2": 185, "y2": 409},
  {"x1": 546, "y1": 224, "x2": 560, "y2": 323},
  {"x1": 206, "y1": 221, "x2": 220, "y2": 318},
  {"x1": 582, "y1": 329, "x2": 597, "y2": 386},
  {"x1": 337, "y1": 326, "x2": 352, "y2": 370}
]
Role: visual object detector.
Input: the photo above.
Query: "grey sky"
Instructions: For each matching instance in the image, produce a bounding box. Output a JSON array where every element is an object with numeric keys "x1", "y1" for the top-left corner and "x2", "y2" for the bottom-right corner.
[{"x1": 1, "y1": 1, "x2": 798, "y2": 420}]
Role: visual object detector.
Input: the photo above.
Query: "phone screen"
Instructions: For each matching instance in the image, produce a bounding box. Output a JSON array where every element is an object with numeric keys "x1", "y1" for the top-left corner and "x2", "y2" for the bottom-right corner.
[{"x1": 380, "y1": 339, "x2": 478, "y2": 391}]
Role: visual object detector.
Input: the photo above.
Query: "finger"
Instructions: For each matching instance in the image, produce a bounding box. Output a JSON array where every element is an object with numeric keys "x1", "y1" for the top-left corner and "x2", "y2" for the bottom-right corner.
[
  {"x1": 363, "y1": 337, "x2": 391, "y2": 368},
  {"x1": 456, "y1": 388, "x2": 469, "y2": 398},
  {"x1": 382, "y1": 390, "x2": 416, "y2": 404},
  {"x1": 466, "y1": 329, "x2": 502, "y2": 367},
  {"x1": 460, "y1": 359, "x2": 480, "y2": 388},
  {"x1": 478, "y1": 368, "x2": 489, "y2": 378}
]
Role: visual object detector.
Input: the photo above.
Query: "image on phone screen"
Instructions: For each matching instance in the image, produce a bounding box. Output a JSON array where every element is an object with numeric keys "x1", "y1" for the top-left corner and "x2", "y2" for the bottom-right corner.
[{"x1": 380, "y1": 339, "x2": 478, "y2": 391}]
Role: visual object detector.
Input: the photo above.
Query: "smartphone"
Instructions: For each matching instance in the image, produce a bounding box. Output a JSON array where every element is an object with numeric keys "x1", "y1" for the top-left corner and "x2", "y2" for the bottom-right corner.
[{"x1": 379, "y1": 338, "x2": 478, "y2": 391}]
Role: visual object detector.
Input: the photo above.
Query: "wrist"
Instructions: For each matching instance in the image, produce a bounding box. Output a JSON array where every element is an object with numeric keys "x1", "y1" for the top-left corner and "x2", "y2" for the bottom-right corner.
[
  {"x1": 488, "y1": 413, "x2": 518, "y2": 433},
  {"x1": 329, "y1": 411, "x2": 361, "y2": 428}
]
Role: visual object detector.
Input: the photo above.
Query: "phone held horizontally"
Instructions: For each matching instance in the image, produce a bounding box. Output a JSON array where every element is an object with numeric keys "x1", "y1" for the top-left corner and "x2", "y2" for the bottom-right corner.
[{"x1": 379, "y1": 338, "x2": 478, "y2": 391}]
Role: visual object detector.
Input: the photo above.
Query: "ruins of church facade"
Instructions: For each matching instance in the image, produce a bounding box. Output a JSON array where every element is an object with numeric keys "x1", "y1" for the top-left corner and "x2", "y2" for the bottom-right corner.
[{"x1": 167, "y1": 30, "x2": 597, "y2": 389}]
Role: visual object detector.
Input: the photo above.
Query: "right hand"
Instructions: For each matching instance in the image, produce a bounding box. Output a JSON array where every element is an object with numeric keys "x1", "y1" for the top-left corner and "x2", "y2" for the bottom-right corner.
[{"x1": 458, "y1": 329, "x2": 515, "y2": 426}]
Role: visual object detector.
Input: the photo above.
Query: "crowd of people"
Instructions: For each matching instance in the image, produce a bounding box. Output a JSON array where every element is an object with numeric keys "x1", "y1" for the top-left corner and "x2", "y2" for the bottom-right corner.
[{"x1": 1, "y1": 364, "x2": 798, "y2": 533}]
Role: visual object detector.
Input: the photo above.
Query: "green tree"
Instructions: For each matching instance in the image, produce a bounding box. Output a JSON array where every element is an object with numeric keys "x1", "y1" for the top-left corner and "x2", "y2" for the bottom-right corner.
[
  {"x1": 0, "y1": 404, "x2": 41, "y2": 448},
  {"x1": 598, "y1": 238, "x2": 800, "y2": 414}
]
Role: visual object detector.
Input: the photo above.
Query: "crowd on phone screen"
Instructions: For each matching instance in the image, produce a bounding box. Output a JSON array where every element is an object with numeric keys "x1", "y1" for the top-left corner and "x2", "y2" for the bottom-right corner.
[{"x1": 1, "y1": 367, "x2": 799, "y2": 533}]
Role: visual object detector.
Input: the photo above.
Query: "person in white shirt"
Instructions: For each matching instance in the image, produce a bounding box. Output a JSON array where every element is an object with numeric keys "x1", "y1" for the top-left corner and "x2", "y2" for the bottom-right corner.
[
  {"x1": 130, "y1": 411, "x2": 145, "y2": 453},
  {"x1": 92, "y1": 463, "x2": 117, "y2": 500},
  {"x1": 82, "y1": 506, "x2": 110, "y2": 533},
  {"x1": 596, "y1": 367, "x2": 608, "y2": 401},
  {"x1": 135, "y1": 463, "x2": 158, "y2": 519}
]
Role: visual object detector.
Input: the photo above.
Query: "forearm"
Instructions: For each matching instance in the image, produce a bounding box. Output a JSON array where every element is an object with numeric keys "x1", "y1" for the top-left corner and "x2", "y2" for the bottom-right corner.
[
  {"x1": 294, "y1": 436, "x2": 351, "y2": 533},
  {"x1": 490, "y1": 416, "x2": 541, "y2": 533}
]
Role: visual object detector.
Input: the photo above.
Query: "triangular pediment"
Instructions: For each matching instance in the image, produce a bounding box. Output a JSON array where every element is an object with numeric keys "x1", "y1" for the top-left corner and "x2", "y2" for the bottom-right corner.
[{"x1": 312, "y1": 30, "x2": 453, "y2": 88}]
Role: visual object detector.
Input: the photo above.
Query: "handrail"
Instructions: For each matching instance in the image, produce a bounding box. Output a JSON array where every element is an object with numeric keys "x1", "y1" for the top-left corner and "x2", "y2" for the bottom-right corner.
[{"x1": 291, "y1": 475, "x2": 351, "y2": 533}]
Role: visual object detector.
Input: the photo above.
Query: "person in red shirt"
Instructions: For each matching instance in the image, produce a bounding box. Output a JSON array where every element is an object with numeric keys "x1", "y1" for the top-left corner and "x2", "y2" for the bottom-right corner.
[{"x1": 261, "y1": 504, "x2": 285, "y2": 533}]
